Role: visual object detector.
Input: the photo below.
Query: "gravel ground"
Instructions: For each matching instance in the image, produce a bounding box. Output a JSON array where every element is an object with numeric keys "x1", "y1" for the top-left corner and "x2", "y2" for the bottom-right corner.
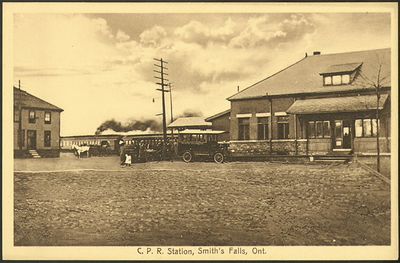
[
  {"x1": 357, "y1": 156, "x2": 391, "y2": 179},
  {"x1": 14, "y1": 157, "x2": 390, "y2": 246}
]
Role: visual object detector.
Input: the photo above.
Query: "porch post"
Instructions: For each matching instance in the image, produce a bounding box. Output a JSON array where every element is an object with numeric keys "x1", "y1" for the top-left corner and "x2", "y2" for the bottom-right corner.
[
  {"x1": 269, "y1": 98, "x2": 273, "y2": 155},
  {"x1": 376, "y1": 92, "x2": 380, "y2": 173},
  {"x1": 293, "y1": 98, "x2": 298, "y2": 155},
  {"x1": 294, "y1": 113, "x2": 298, "y2": 155},
  {"x1": 305, "y1": 119, "x2": 309, "y2": 155}
]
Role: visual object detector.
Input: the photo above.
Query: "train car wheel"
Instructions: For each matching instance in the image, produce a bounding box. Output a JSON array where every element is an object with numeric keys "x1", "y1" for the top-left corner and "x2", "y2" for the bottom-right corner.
[
  {"x1": 182, "y1": 151, "x2": 193, "y2": 163},
  {"x1": 213, "y1": 152, "x2": 224, "y2": 164}
]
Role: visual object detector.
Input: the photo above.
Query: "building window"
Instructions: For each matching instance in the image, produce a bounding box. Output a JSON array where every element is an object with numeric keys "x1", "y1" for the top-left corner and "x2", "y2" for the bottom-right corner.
[
  {"x1": 44, "y1": 112, "x2": 51, "y2": 124},
  {"x1": 277, "y1": 116, "x2": 289, "y2": 139},
  {"x1": 44, "y1": 131, "x2": 51, "y2": 147},
  {"x1": 29, "y1": 110, "x2": 36, "y2": 123},
  {"x1": 308, "y1": 120, "x2": 331, "y2": 139},
  {"x1": 14, "y1": 107, "x2": 20, "y2": 122},
  {"x1": 356, "y1": 118, "x2": 379, "y2": 137},
  {"x1": 238, "y1": 118, "x2": 250, "y2": 140},
  {"x1": 257, "y1": 117, "x2": 269, "y2": 140}
]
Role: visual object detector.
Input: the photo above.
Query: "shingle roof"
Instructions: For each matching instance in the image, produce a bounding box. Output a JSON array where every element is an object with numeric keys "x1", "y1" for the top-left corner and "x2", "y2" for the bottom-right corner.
[
  {"x1": 167, "y1": 117, "x2": 212, "y2": 128},
  {"x1": 287, "y1": 94, "x2": 389, "y2": 115},
  {"x1": 14, "y1": 87, "x2": 63, "y2": 112},
  {"x1": 205, "y1": 109, "x2": 231, "y2": 121},
  {"x1": 320, "y1": 62, "x2": 362, "y2": 75},
  {"x1": 228, "y1": 48, "x2": 391, "y2": 101}
]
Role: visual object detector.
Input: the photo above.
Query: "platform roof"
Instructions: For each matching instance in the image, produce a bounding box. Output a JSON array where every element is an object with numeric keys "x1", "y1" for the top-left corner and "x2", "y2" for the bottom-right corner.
[
  {"x1": 287, "y1": 94, "x2": 389, "y2": 115},
  {"x1": 168, "y1": 117, "x2": 212, "y2": 128}
]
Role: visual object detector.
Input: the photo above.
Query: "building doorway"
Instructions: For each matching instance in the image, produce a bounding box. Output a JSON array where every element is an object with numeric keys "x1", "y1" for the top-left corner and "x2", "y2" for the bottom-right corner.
[
  {"x1": 342, "y1": 120, "x2": 352, "y2": 149},
  {"x1": 27, "y1": 130, "x2": 37, "y2": 149},
  {"x1": 333, "y1": 120, "x2": 352, "y2": 150}
]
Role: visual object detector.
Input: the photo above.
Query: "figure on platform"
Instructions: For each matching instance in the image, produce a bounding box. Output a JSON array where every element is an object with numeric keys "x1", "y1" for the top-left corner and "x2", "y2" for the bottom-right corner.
[{"x1": 118, "y1": 138, "x2": 126, "y2": 166}]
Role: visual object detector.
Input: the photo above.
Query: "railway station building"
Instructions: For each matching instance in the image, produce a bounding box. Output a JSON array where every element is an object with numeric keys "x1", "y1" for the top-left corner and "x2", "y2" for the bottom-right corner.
[
  {"x1": 226, "y1": 48, "x2": 391, "y2": 156},
  {"x1": 14, "y1": 87, "x2": 63, "y2": 158}
]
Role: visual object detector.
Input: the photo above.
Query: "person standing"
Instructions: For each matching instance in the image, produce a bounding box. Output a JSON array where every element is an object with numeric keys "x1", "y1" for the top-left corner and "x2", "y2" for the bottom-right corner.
[{"x1": 118, "y1": 138, "x2": 126, "y2": 166}]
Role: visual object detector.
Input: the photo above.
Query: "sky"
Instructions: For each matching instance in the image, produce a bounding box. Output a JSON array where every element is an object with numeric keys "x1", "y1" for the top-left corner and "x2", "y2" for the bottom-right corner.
[{"x1": 13, "y1": 12, "x2": 391, "y2": 136}]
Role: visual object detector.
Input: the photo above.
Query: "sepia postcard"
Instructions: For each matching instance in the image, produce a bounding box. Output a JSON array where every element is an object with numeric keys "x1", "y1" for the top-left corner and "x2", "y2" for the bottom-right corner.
[{"x1": 2, "y1": 2, "x2": 398, "y2": 260}]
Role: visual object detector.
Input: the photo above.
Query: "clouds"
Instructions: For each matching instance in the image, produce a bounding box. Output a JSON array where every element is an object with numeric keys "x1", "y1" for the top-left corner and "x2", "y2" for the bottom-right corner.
[
  {"x1": 13, "y1": 13, "x2": 391, "y2": 135},
  {"x1": 174, "y1": 18, "x2": 236, "y2": 45},
  {"x1": 139, "y1": 25, "x2": 167, "y2": 47},
  {"x1": 116, "y1": 30, "x2": 130, "y2": 42},
  {"x1": 229, "y1": 14, "x2": 315, "y2": 48}
]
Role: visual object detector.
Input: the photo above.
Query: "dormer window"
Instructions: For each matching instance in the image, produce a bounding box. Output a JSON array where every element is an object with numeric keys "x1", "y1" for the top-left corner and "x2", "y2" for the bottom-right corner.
[
  {"x1": 320, "y1": 62, "x2": 362, "y2": 86},
  {"x1": 324, "y1": 76, "x2": 332, "y2": 85}
]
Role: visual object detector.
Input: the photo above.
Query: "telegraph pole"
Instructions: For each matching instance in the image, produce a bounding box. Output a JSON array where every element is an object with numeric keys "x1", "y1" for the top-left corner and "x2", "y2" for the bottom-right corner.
[
  {"x1": 168, "y1": 83, "x2": 174, "y2": 123},
  {"x1": 18, "y1": 80, "x2": 23, "y2": 151},
  {"x1": 375, "y1": 65, "x2": 382, "y2": 173},
  {"x1": 153, "y1": 58, "x2": 169, "y2": 160}
]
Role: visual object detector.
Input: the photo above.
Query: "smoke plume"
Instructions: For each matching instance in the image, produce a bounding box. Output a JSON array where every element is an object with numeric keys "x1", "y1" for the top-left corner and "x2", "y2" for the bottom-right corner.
[
  {"x1": 95, "y1": 119, "x2": 162, "y2": 135},
  {"x1": 176, "y1": 109, "x2": 203, "y2": 118},
  {"x1": 96, "y1": 109, "x2": 204, "y2": 134}
]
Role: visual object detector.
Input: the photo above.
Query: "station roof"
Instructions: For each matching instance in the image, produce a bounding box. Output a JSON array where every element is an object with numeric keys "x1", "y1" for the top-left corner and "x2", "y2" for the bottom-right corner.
[
  {"x1": 168, "y1": 117, "x2": 212, "y2": 128},
  {"x1": 228, "y1": 48, "x2": 391, "y2": 101},
  {"x1": 287, "y1": 94, "x2": 389, "y2": 115},
  {"x1": 205, "y1": 109, "x2": 231, "y2": 121}
]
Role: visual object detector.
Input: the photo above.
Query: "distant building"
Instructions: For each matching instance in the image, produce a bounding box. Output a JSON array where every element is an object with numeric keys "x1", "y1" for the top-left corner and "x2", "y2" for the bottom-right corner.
[
  {"x1": 227, "y1": 48, "x2": 391, "y2": 155},
  {"x1": 14, "y1": 87, "x2": 63, "y2": 158},
  {"x1": 205, "y1": 109, "x2": 231, "y2": 141}
]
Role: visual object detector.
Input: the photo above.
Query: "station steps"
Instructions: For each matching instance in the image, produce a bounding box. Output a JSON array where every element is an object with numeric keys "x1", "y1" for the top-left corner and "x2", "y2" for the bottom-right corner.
[
  {"x1": 28, "y1": 150, "x2": 41, "y2": 158},
  {"x1": 313, "y1": 153, "x2": 353, "y2": 162}
]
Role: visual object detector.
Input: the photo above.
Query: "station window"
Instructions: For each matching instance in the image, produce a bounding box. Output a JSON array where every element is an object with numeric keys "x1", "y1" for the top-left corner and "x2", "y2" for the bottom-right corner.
[
  {"x1": 308, "y1": 120, "x2": 331, "y2": 139},
  {"x1": 308, "y1": 121, "x2": 315, "y2": 138},
  {"x1": 277, "y1": 116, "x2": 289, "y2": 139},
  {"x1": 257, "y1": 117, "x2": 269, "y2": 140},
  {"x1": 323, "y1": 121, "x2": 331, "y2": 138},
  {"x1": 355, "y1": 118, "x2": 379, "y2": 137},
  {"x1": 238, "y1": 118, "x2": 250, "y2": 140}
]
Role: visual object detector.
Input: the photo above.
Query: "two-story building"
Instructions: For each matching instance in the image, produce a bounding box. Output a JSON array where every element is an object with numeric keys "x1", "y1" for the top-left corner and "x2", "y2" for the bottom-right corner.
[
  {"x1": 14, "y1": 87, "x2": 63, "y2": 158},
  {"x1": 226, "y1": 48, "x2": 391, "y2": 156}
]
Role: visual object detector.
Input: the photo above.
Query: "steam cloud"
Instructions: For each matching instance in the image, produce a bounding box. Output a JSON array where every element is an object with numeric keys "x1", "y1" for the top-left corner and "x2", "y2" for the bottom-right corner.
[
  {"x1": 176, "y1": 109, "x2": 203, "y2": 118},
  {"x1": 95, "y1": 119, "x2": 162, "y2": 135},
  {"x1": 95, "y1": 109, "x2": 203, "y2": 135}
]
